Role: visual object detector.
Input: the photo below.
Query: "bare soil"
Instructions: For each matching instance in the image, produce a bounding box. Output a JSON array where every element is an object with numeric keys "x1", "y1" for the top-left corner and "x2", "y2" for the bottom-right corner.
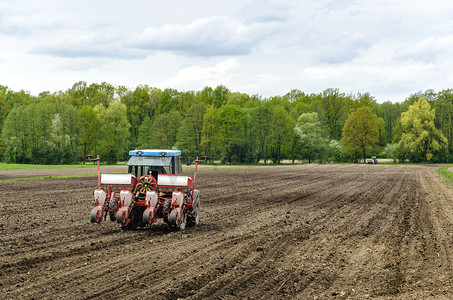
[{"x1": 2, "y1": 164, "x2": 453, "y2": 299}]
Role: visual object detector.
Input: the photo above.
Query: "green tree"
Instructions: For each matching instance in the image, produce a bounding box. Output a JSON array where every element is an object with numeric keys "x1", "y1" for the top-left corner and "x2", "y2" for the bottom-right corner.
[
  {"x1": 79, "y1": 105, "x2": 100, "y2": 162},
  {"x1": 399, "y1": 97, "x2": 447, "y2": 162},
  {"x1": 213, "y1": 85, "x2": 229, "y2": 108},
  {"x1": 137, "y1": 117, "x2": 153, "y2": 149},
  {"x1": 95, "y1": 102, "x2": 131, "y2": 163},
  {"x1": 0, "y1": 93, "x2": 12, "y2": 157},
  {"x1": 2, "y1": 105, "x2": 27, "y2": 163},
  {"x1": 341, "y1": 106, "x2": 384, "y2": 163},
  {"x1": 121, "y1": 85, "x2": 162, "y2": 147},
  {"x1": 295, "y1": 112, "x2": 327, "y2": 163},
  {"x1": 175, "y1": 102, "x2": 207, "y2": 157},
  {"x1": 148, "y1": 110, "x2": 182, "y2": 149},
  {"x1": 157, "y1": 88, "x2": 179, "y2": 115},
  {"x1": 150, "y1": 114, "x2": 168, "y2": 149},
  {"x1": 269, "y1": 106, "x2": 295, "y2": 164},
  {"x1": 432, "y1": 89, "x2": 453, "y2": 154},
  {"x1": 48, "y1": 113, "x2": 69, "y2": 164},
  {"x1": 177, "y1": 91, "x2": 196, "y2": 115},
  {"x1": 379, "y1": 101, "x2": 402, "y2": 143},
  {"x1": 166, "y1": 110, "x2": 183, "y2": 147},
  {"x1": 320, "y1": 88, "x2": 348, "y2": 140},
  {"x1": 65, "y1": 81, "x2": 88, "y2": 108},
  {"x1": 251, "y1": 102, "x2": 273, "y2": 163},
  {"x1": 197, "y1": 86, "x2": 214, "y2": 106},
  {"x1": 351, "y1": 92, "x2": 379, "y2": 113},
  {"x1": 86, "y1": 82, "x2": 116, "y2": 107},
  {"x1": 59, "y1": 104, "x2": 81, "y2": 163},
  {"x1": 200, "y1": 105, "x2": 217, "y2": 160},
  {"x1": 215, "y1": 104, "x2": 244, "y2": 162}
]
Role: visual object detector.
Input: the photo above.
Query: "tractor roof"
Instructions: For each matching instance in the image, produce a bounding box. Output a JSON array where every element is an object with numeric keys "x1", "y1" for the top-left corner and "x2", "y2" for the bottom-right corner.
[{"x1": 129, "y1": 149, "x2": 181, "y2": 157}]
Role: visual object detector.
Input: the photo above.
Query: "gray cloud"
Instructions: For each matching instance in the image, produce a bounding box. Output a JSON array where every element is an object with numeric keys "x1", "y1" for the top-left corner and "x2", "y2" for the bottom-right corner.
[
  {"x1": 239, "y1": 0, "x2": 292, "y2": 24},
  {"x1": 313, "y1": 34, "x2": 372, "y2": 64},
  {"x1": 132, "y1": 17, "x2": 274, "y2": 57},
  {"x1": 31, "y1": 43, "x2": 147, "y2": 59},
  {"x1": 393, "y1": 36, "x2": 453, "y2": 64},
  {"x1": 29, "y1": 29, "x2": 149, "y2": 59}
]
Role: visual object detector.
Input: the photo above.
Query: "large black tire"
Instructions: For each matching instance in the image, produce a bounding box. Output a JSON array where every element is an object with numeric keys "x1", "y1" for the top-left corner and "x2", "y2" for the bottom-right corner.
[
  {"x1": 162, "y1": 199, "x2": 171, "y2": 223},
  {"x1": 187, "y1": 196, "x2": 200, "y2": 227},
  {"x1": 162, "y1": 199, "x2": 171, "y2": 213},
  {"x1": 109, "y1": 198, "x2": 118, "y2": 222}
]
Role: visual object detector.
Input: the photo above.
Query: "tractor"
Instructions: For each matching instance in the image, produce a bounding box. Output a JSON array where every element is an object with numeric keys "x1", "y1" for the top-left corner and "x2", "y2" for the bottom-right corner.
[
  {"x1": 90, "y1": 150, "x2": 200, "y2": 230},
  {"x1": 366, "y1": 156, "x2": 378, "y2": 164}
]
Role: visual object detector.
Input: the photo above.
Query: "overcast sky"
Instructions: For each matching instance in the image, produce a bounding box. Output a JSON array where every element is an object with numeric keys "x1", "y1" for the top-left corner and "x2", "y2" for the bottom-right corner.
[{"x1": 1, "y1": 0, "x2": 452, "y2": 102}]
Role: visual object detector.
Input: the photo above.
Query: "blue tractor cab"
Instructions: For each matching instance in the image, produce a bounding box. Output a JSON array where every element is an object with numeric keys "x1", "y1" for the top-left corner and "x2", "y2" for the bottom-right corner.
[{"x1": 127, "y1": 149, "x2": 183, "y2": 178}]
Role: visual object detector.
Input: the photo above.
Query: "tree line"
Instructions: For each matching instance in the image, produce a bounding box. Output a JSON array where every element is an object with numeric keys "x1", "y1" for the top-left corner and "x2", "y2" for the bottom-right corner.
[{"x1": 0, "y1": 82, "x2": 451, "y2": 164}]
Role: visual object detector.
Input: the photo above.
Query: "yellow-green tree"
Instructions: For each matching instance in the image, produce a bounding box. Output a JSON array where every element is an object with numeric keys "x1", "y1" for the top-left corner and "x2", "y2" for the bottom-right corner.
[
  {"x1": 342, "y1": 106, "x2": 384, "y2": 163},
  {"x1": 399, "y1": 97, "x2": 447, "y2": 161}
]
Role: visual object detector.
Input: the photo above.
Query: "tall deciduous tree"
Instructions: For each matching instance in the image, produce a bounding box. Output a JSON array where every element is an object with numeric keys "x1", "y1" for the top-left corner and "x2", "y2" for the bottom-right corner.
[
  {"x1": 379, "y1": 101, "x2": 402, "y2": 143},
  {"x1": 399, "y1": 97, "x2": 447, "y2": 161},
  {"x1": 201, "y1": 105, "x2": 217, "y2": 161},
  {"x1": 252, "y1": 102, "x2": 272, "y2": 163},
  {"x1": 79, "y1": 105, "x2": 99, "y2": 162},
  {"x1": 215, "y1": 104, "x2": 244, "y2": 162},
  {"x1": 269, "y1": 106, "x2": 295, "y2": 164},
  {"x1": 295, "y1": 112, "x2": 326, "y2": 163},
  {"x1": 157, "y1": 88, "x2": 179, "y2": 115},
  {"x1": 137, "y1": 117, "x2": 153, "y2": 149},
  {"x1": 342, "y1": 106, "x2": 384, "y2": 163},
  {"x1": 320, "y1": 88, "x2": 348, "y2": 140},
  {"x1": 432, "y1": 89, "x2": 453, "y2": 154},
  {"x1": 148, "y1": 110, "x2": 182, "y2": 149},
  {"x1": 213, "y1": 85, "x2": 230, "y2": 108},
  {"x1": 176, "y1": 102, "x2": 207, "y2": 158},
  {"x1": 95, "y1": 102, "x2": 131, "y2": 163}
]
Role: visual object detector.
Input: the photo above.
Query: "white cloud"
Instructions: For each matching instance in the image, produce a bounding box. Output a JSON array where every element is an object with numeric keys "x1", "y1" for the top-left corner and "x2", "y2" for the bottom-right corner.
[
  {"x1": 133, "y1": 16, "x2": 280, "y2": 57},
  {"x1": 394, "y1": 36, "x2": 453, "y2": 63},
  {"x1": 162, "y1": 58, "x2": 240, "y2": 89}
]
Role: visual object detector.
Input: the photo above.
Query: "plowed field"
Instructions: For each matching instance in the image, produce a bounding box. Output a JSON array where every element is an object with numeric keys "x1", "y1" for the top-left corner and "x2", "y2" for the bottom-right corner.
[{"x1": 2, "y1": 164, "x2": 453, "y2": 299}]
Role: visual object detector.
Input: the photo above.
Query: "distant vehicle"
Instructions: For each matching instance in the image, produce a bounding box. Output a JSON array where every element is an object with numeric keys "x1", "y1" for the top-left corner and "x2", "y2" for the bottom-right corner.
[{"x1": 366, "y1": 156, "x2": 378, "y2": 164}]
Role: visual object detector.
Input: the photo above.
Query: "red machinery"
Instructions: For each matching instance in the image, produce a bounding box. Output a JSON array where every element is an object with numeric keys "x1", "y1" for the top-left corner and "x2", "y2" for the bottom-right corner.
[{"x1": 90, "y1": 150, "x2": 200, "y2": 230}]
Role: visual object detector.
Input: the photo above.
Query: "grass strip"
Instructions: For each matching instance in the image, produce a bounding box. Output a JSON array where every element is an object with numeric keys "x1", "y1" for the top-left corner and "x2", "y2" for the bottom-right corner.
[
  {"x1": 0, "y1": 163, "x2": 99, "y2": 170},
  {"x1": 436, "y1": 166, "x2": 453, "y2": 183},
  {"x1": 0, "y1": 162, "x2": 125, "y2": 170},
  {"x1": 0, "y1": 173, "x2": 97, "y2": 182}
]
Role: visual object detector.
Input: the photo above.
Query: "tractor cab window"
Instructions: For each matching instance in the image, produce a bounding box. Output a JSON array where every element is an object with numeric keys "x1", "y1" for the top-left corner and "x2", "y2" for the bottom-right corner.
[
  {"x1": 128, "y1": 165, "x2": 147, "y2": 178},
  {"x1": 126, "y1": 154, "x2": 182, "y2": 176},
  {"x1": 174, "y1": 155, "x2": 182, "y2": 174}
]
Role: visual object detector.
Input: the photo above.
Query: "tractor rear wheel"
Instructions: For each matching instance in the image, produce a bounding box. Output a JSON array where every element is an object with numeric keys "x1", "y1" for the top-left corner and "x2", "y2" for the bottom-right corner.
[
  {"x1": 120, "y1": 207, "x2": 142, "y2": 230},
  {"x1": 109, "y1": 198, "x2": 118, "y2": 221},
  {"x1": 187, "y1": 196, "x2": 200, "y2": 227}
]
